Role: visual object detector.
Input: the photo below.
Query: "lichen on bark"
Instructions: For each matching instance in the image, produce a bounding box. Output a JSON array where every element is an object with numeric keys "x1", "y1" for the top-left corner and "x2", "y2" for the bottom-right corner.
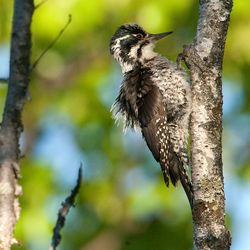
[{"x1": 182, "y1": 0, "x2": 233, "y2": 249}]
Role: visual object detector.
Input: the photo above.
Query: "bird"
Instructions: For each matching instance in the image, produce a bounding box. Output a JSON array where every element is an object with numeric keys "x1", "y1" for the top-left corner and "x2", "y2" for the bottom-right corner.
[{"x1": 109, "y1": 24, "x2": 193, "y2": 206}]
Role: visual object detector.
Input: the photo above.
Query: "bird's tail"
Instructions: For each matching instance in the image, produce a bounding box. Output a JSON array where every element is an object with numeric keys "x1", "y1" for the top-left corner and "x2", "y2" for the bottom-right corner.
[
  {"x1": 160, "y1": 144, "x2": 193, "y2": 208},
  {"x1": 178, "y1": 163, "x2": 193, "y2": 208}
]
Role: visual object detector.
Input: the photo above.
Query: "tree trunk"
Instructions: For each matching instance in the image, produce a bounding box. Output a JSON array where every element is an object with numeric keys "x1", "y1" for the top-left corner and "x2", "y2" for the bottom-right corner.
[
  {"x1": 0, "y1": 0, "x2": 34, "y2": 249},
  {"x1": 182, "y1": 0, "x2": 233, "y2": 249}
]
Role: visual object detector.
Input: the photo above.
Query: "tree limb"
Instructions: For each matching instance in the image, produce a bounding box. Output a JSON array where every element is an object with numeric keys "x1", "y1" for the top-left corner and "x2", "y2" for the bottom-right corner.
[
  {"x1": 182, "y1": 0, "x2": 233, "y2": 249},
  {"x1": 0, "y1": 78, "x2": 8, "y2": 83},
  {"x1": 0, "y1": 0, "x2": 34, "y2": 249},
  {"x1": 49, "y1": 165, "x2": 82, "y2": 250}
]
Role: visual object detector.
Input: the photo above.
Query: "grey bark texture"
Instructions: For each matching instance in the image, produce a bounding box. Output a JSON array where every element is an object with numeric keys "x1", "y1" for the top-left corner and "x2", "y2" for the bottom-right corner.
[
  {"x1": 0, "y1": 0, "x2": 34, "y2": 249},
  {"x1": 182, "y1": 0, "x2": 233, "y2": 249}
]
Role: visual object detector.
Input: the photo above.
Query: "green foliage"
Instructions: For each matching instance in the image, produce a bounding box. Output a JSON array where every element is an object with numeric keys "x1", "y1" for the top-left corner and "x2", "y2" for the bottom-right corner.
[{"x1": 0, "y1": 0, "x2": 249, "y2": 249}]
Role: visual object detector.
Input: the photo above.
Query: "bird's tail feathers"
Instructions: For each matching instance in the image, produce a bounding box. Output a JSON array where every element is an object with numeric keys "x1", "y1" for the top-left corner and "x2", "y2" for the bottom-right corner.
[
  {"x1": 178, "y1": 163, "x2": 193, "y2": 208},
  {"x1": 160, "y1": 146, "x2": 193, "y2": 207}
]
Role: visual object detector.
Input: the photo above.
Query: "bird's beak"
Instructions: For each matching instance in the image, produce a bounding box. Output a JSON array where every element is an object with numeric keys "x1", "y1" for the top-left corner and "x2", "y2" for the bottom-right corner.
[{"x1": 148, "y1": 31, "x2": 173, "y2": 42}]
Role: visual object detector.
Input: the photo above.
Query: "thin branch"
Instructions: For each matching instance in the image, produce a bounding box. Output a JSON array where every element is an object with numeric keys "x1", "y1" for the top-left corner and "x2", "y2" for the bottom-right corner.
[
  {"x1": 49, "y1": 165, "x2": 82, "y2": 250},
  {"x1": 34, "y1": 0, "x2": 49, "y2": 9},
  {"x1": 30, "y1": 14, "x2": 72, "y2": 72},
  {"x1": 0, "y1": 78, "x2": 8, "y2": 83}
]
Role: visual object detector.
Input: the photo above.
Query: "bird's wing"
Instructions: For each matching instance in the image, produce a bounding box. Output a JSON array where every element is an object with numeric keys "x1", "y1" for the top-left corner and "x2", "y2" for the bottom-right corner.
[
  {"x1": 137, "y1": 82, "x2": 193, "y2": 205},
  {"x1": 137, "y1": 85, "x2": 163, "y2": 162},
  {"x1": 138, "y1": 84, "x2": 183, "y2": 186}
]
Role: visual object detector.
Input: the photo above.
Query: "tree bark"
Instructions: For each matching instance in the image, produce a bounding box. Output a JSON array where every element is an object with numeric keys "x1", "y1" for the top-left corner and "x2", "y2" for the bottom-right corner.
[
  {"x1": 182, "y1": 0, "x2": 233, "y2": 249},
  {"x1": 0, "y1": 0, "x2": 34, "y2": 249}
]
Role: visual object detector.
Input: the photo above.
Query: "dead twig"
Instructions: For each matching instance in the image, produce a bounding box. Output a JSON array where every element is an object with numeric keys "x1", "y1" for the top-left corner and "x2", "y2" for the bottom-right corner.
[
  {"x1": 49, "y1": 165, "x2": 82, "y2": 250},
  {"x1": 34, "y1": 0, "x2": 49, "y2": 9},
  {"x1": 31, "y1": 14, "x2": 72, "y2": 71},
  {"x1": 0, "y1": 78, "x2": 8, "y2": 83}
]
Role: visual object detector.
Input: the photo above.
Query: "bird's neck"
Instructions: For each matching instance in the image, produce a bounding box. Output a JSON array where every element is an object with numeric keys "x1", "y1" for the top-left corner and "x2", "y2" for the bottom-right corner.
[
  {"x1": 139, "y1": 44, "x2": 157, "y2": 62},
  {"x1": 119, "y1": 44, "x2": 157, "y2": 74},
  {"x1": 120, "y1": 61, "x2": 135, "y2": 74}
]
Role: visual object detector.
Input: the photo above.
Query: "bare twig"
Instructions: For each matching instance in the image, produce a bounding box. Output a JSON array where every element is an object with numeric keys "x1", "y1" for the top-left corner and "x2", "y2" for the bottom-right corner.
[
  {"x1": 30, "y1": 14, "x2": 72, "y2": 71},
  {"x1": 34, "y1": 0, "x2": 49, "y2": 9},
  {"x1": 0, "y1": 78, "x2": 8, "y2": 83},
  {"x1": 49, "y1": 165, "x2": 82, "y2": 250}
]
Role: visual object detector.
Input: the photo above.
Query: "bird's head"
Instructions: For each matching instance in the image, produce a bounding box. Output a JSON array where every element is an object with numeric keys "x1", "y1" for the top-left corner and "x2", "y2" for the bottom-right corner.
[{"x1": 110, "y1": 24, "x2": 173, "y2": 73}]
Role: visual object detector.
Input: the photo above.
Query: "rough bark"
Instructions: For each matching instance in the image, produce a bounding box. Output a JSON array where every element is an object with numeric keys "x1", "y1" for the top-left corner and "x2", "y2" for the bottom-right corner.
[
  {"x1": 182, "y1": 0, "x2": 233, "y2": 249},
  {"x1": 0, "y1": 0, "x2": 34, "y2": 249}
]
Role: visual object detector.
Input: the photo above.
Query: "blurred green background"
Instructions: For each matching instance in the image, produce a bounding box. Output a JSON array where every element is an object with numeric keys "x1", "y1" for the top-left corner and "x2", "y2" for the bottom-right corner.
[{"x1": 0, "y1": 0, "x2": 249, "y2": 249}]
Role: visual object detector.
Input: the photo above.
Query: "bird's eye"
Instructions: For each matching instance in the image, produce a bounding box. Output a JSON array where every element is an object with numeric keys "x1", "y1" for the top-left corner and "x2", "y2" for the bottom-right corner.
[{"x1": 135, "y1": 34, "x2": 143, "y2": 39}]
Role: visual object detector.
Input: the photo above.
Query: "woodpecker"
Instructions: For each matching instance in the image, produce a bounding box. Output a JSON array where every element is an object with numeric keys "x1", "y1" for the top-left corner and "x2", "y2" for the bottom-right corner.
[{"x1": 109, "y1": 24, "x2": 193, "y2": 206}]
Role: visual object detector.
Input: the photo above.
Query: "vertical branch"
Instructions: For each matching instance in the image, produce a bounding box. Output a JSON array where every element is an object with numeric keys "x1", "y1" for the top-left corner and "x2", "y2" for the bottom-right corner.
[
  {"x1": 182, "y1": 0, "x2": 233, "y2": 249},
  {"x1": 0, "y1": 0, "x2": 34, "y2": 249}
]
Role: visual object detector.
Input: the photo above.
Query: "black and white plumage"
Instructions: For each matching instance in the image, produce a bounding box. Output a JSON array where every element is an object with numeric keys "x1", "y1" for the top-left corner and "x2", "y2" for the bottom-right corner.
[{"x1": 110, "y1": 24, "x2": 193, "y2": 206}]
